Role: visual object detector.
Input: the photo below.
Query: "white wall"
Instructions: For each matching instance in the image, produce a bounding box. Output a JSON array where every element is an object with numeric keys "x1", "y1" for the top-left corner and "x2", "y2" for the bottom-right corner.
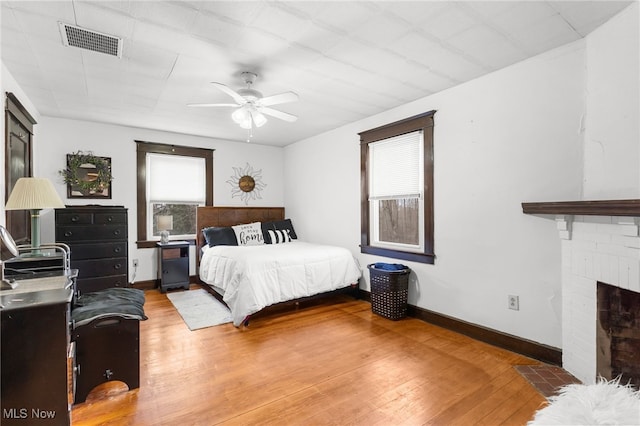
[
  {"x1": 583, "y1": 2, "x2": 640, "y2": 199},
  {"x1": 285, "y1": 4, "x2": 639, "y2": 349},
  {"x1": 286, "y1": 40, "x2": 589, "y2": 348},
  {"x1": 34, "y1": 117, "x2": 284, "y2": 282}
]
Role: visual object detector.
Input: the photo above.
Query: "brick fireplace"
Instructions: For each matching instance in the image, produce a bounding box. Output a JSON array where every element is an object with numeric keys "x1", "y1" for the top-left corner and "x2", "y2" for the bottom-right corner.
[
  {"x1": 596, "y1": 282, "x2": 640, "y2": 387},
  {"x1": 522, "y1": 200, "x2": 640, "y2": 385}
]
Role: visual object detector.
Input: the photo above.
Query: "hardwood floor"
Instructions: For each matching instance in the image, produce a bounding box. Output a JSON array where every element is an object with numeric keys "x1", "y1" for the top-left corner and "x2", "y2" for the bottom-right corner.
[{"x1": 71, "y1": 286, "x2": 546, "y2": 425}]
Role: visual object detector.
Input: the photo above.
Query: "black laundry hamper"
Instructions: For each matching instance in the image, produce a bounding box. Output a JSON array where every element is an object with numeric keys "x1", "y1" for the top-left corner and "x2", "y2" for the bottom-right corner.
[{"x1": 368, "y1": 264, "x2": 410, "y2": 320}]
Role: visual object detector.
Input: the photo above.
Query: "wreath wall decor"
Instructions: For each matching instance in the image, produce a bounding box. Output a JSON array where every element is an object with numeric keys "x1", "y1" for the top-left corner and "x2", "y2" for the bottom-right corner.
[
  {"x1": 226, "y1": 163, "x2": 266, "y2": 205},
  {"x1": 59, "y1": 151, "x2": 113, "y2": 199}
]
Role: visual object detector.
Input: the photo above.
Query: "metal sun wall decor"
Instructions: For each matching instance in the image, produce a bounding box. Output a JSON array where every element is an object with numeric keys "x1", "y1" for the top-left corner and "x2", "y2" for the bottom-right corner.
[{"x1": 227, "y1": 163, "x2": 266, "y2": 205}]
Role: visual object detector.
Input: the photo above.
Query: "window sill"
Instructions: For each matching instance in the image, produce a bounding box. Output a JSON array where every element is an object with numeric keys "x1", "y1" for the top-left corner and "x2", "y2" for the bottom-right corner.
[{"x1": 360, "y1": 245, "x2": 434, "y2": 264}]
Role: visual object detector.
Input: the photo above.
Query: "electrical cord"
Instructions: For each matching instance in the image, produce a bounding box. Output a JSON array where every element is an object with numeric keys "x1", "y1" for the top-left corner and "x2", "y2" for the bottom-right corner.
[{"x1": 129, "y1": 264, "x2": 137, "y2": 286}]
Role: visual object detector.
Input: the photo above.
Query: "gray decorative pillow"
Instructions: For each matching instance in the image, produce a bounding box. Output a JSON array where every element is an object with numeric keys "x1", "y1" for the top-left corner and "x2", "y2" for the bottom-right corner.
[{"x1": 202, "y1": 226, "x2": 238, "y2": 247}]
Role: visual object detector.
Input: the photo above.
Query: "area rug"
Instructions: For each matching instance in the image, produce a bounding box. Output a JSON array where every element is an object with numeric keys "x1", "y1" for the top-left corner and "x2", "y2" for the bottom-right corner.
[
  {"x1": 528, "y1": 377, "x2": 640, "y2": 425},
  {"x1": 166, "y1": 289, "x2": 232, "y2": 330}
]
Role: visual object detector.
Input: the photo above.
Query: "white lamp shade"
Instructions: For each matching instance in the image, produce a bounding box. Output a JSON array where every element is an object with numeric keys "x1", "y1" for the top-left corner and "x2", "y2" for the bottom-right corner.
[
  {"x1": 157, "y1": 215, "x2": 173, "y2": 231},
  {"x1": 5, "y1": 177, "x2": 65, "y2": 210},
  {"x1": 252, "y1": 111, "x2": 267, "y2": 127},
  {"x1": 232, "y1": 107, "x2": 250, "y2": 124}
]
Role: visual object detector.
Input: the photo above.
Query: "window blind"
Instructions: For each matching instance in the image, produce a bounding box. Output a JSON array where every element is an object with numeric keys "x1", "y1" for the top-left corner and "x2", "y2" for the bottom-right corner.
[
  {"x1": 369, "y1": 130, "x2": 423, "y2": 200},
  {"x1": 147, "y1": 153, "x2": 206, "y2": 203}
]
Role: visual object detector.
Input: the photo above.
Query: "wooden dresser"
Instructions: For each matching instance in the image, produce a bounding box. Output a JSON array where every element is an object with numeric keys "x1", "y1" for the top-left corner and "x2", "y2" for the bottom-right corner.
[
  {"x1": 0, "y1": 272, "x2": 77, "y2": 425},
  {"x1": 55, "y1": 206, "x2": 128, "y2": 294}
]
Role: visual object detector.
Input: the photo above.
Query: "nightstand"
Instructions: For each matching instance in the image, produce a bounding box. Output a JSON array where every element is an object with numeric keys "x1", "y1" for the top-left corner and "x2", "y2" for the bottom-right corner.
[{"x1": 156, "y1": 241, "x2": 190, "y2": 293}]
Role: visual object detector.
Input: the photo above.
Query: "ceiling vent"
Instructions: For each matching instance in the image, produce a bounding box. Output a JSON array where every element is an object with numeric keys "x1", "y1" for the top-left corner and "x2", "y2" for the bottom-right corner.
[{"x1": 59, "y1": 22, "x2": 122, "y2": 58}]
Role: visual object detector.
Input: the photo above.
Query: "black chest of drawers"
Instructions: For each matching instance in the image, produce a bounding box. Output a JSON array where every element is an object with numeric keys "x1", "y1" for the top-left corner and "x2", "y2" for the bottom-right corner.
[
  {"x1": 1, "y1": 273, "x2": 76, "y2": 426},
  {"x1": 55, "y1": 206, "x2": 128, "y2": 294}
]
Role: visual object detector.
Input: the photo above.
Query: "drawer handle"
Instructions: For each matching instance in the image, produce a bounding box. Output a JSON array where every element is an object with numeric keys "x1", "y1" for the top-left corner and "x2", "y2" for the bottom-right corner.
[
  {"x1": 65, "y1": 231, "x2": 73, "y2": 237},
  {"x1": 107, "y1": 216, "x2": 113, "y2": 222},
  {"x1": 113, "y1": 229, "x2": 121, "y2": 236},
  {"x1": 113, "y1": 247, "x2": 121, "y2": 253},
  {"x1": 114, "y1": 263, "x2": 122, "y2": 270},
  {"x1": 71, "y1": 215, "x2": 79, "y2": 222}
]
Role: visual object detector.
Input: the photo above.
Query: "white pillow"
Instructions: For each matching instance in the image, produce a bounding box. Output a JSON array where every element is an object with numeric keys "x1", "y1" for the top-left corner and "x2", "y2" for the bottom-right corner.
[
  {"x1": 232, "y1": 222, "x2": 265, "y2": 246},
  {"x1": 268, "y1": 229, "x2": 292, "y2": 244}
]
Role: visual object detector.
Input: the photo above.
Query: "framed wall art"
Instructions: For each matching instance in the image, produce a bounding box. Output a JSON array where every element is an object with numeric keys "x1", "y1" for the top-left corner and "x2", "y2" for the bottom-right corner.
[{"x1": 60, "y1": 151, "x2": 113, "y2": 199}]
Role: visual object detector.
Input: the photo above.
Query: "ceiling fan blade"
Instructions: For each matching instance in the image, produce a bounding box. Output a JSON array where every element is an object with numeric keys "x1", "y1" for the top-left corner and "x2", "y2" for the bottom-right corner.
[
  {"x1": 187, "y1": 103, "x2": 239, "y2": 107},
  {"x1": 211, "y1": 82, "x2": 246, "y2": 105},
  {"x1": 261, "y1": 107, "x2": 298, "y2": 122},
  {"x1": 259, "y1": 91, "x2": 299, "y2": 106}
]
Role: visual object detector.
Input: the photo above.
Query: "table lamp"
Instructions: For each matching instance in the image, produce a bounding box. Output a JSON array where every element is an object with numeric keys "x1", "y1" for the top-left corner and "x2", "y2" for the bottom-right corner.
[
  {"x1": 157, "y1": 215, "x2": 173, "y2": 244},
  {"x1": 5, "y1": 177, "x2": 65, "y2": 254}
]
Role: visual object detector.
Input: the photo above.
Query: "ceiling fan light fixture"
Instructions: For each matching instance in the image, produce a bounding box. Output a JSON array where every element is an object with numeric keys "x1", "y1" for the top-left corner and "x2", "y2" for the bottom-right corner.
[
  {"x1": 238, "y1": 118, "x2": 253, "y2": 130},
  {"x1": 188, "y1": 71, "x2": 298, "y2": 132},
  {"x1": 252, "y1": 111, "x2": 267, "y2": 128},
  {"x1": 231, "y1": 107, "x2": 250, "y2": 125}
]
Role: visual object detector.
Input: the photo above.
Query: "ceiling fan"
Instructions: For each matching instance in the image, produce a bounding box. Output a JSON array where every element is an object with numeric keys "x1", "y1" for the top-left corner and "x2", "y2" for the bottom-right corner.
[{"x1": 188, "y1": 72, "x2": 298, "y2": 131}]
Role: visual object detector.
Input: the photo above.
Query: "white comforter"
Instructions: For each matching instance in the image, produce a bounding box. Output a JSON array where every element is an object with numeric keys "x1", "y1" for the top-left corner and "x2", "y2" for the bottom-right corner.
[{"x1": 199, "y1": 241, "x2": 362, "y2": 326}]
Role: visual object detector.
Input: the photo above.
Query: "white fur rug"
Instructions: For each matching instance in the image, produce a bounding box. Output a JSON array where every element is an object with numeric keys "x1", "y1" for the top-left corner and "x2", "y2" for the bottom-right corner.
[{"x1": 529, "y1": 378, "x2": 640, "y2": 425}]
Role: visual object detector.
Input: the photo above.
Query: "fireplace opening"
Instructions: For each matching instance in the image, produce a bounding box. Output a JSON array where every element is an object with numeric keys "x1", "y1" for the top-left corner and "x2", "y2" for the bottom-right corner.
[{"x1": 596, "y1": 282, "x2": 640, "y2": 389}]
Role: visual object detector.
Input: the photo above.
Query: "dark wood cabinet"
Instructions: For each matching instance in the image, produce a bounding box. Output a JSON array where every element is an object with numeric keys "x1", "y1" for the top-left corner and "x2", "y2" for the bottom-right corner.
[
  {"x1": 56, "y1": 206, "x2": 128, "y2": 294},
  {"x1": 157, "y1": 241, "x2": 190, "y2": 293},
  {"x1": 1, "y1": 273, "x2": 76, "y2": 426}
]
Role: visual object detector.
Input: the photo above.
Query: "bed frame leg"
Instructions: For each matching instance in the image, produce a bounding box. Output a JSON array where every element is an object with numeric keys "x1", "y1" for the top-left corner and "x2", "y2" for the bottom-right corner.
[{"x1": 243, "y1": 315, "x2": 251, "y2": 327}]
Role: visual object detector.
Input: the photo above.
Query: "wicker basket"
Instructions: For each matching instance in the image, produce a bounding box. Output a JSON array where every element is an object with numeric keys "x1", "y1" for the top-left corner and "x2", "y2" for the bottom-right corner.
[{"x1": 368, "y1": 264, "x2": 410, "y2": 320}]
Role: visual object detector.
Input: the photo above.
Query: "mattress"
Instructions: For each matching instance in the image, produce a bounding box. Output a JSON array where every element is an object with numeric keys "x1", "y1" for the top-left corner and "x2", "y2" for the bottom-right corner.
[{"x1": 199, "y1": 241, "x2": 362, "y2": 326}]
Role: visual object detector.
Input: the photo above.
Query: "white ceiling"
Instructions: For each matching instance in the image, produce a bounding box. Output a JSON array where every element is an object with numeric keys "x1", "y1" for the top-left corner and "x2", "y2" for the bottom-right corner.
[{"x1": 1, "y1": 1, "x2": 633, "y2": 147}]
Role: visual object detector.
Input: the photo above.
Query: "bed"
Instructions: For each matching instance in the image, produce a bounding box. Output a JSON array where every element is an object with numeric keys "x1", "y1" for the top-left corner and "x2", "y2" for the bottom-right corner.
[{"x1": 196, "y1": 206, "x2": 362, "y2": 326}]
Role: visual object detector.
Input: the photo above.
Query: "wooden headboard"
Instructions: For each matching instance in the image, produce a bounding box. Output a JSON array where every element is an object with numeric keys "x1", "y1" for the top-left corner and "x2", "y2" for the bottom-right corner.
[{"x1": 196, "y1": 206, "x2": 285, "y2": 253}]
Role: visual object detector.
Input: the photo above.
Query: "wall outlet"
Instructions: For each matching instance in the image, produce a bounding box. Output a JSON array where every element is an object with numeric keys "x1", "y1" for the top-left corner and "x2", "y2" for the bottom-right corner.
[
  {"x1": 508, "y1": 295, "x2": 519, "y2": 311},
  {"x1": 132, "y1": 259, "x2": 139, "y2": 268}
]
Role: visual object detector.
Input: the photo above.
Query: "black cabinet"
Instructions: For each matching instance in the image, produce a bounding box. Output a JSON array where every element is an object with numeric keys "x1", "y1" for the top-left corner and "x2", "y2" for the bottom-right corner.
[
  {"x1": 56, "y1": 206, "x2": 128, "y2": 294},
  {"x1": 157, "y1": 241, "x2": 190, "y2": 293},
  {"x1": 1, "y1": 274, "x2": 76, "y2": 426}
]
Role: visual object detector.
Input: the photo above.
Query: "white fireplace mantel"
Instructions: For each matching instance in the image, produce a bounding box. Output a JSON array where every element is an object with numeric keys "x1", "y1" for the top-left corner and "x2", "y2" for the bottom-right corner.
[{"x1": 522, "y1": 199, "x2": 640, "y2": 384}]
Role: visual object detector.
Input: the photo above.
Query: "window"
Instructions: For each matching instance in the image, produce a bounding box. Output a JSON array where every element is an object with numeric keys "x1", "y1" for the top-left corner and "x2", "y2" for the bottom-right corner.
[
  {"x1": 359, "y1": 111, "x2": 435, "y2": 264},
  {"x1": 369, "y1": 131, "x2": 424, "y2": 251},
  {"x1": 147, "y1": 153, "x2": 205, "y2": 238},
  {"x1": 136, "y1": 141, "x2": 213, "y2": 248}
]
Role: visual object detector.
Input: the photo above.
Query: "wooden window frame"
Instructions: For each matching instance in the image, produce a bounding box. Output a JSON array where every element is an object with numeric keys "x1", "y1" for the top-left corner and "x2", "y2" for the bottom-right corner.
[
  {"x1": 359, "y1": 111, "x2": 435, "y2": 264},
  {"x1": 135, "y1": 141, "x2": 213, "y2": 248}
]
